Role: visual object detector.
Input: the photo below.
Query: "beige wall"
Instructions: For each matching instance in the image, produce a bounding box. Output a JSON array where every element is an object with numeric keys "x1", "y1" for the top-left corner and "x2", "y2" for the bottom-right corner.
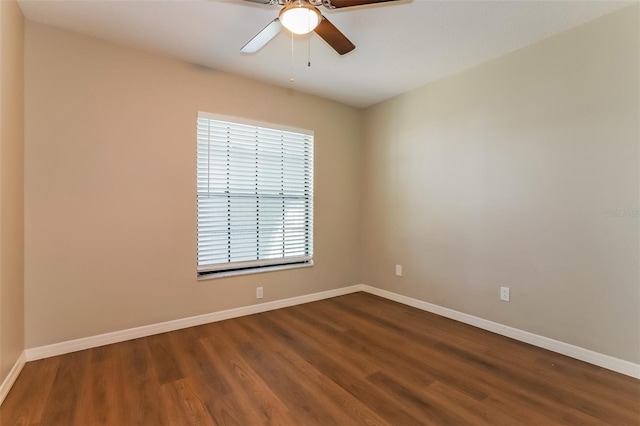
[
  {"x1": 0, "y1": 0, "x2": 25, "y2": 382},
  {"x1": 24, "y1": 22, "x2": 362, "y2": 348},
  {"x1": 361, "y1": 5, "x2": 640, "y2": 363}
]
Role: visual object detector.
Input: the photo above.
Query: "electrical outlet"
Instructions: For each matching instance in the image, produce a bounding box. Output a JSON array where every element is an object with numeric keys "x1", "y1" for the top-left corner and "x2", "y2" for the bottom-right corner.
[
  {"x1": 500, "y1": 287, "x2": 510, "y2": 302},
  {"x1": 256, "y1": 286, "x2": 263, "y2": 299},
  {"x1": 395, "y1": 264, "x2": 403, "y2": 277}
]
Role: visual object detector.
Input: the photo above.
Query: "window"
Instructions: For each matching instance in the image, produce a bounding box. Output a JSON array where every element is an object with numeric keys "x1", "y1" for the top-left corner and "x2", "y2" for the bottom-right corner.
[{"x1": 197, "y1": 112, "x2": 314, "y2": 277}]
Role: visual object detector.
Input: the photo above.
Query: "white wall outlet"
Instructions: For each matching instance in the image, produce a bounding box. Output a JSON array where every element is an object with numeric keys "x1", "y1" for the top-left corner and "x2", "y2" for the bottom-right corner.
[
  {"x1": 500, "y1": 286, "x2": 510, "y2": 302},
  {"x1": 395, "y1": 264, "x2": 403, "y2": 277},
  {"x1": 256, "y1": 286, "x2": 263, "y2": 299}
]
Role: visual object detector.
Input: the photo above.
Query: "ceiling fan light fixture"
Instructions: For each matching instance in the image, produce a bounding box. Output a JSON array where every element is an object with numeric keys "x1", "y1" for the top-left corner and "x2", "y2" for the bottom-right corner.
[{"x1": 279, "y1": 2, "x2": 321, "y2": 35}]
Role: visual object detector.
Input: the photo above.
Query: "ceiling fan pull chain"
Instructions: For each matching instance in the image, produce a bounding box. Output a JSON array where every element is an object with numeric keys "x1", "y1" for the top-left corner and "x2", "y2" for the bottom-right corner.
[
  {"x1": 307, "y1": 8, "x2": 312, "y2": 67},
  {"x1": 290, "y1": 31, "x2": 296, "y2": 82}
]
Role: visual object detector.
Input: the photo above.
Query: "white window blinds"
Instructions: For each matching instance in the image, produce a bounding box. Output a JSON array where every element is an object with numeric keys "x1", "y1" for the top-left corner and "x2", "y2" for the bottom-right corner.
[{"x1": 197, "y1": 113, "x2": 314, "y2": 276}]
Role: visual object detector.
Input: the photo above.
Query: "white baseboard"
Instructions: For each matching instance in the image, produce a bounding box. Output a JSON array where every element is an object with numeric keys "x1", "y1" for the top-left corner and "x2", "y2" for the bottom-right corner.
[
  {"x1": 25, "y1": 285, "x2": 362, "y2": 362},
  {"x1": 23, "y1": 283, "x2": 640, "y2": 380},
  {"x1": 0, "y1": 351, "x2": 26, "y2": 406},
  {"x1": 360, "y1": 285, "x2": 640, "y2": 379}
]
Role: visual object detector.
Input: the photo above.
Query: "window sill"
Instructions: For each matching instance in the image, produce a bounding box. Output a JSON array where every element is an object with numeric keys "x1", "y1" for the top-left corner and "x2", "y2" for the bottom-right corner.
[{"x1": 197, "y1": 260, "x2": 314, "y2": 281}]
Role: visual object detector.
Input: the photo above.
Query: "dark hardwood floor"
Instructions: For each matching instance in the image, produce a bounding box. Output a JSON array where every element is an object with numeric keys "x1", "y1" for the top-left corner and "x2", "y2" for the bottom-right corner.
[{"x1": 2, "y1": 292, "x2": 639, "y2": 425}]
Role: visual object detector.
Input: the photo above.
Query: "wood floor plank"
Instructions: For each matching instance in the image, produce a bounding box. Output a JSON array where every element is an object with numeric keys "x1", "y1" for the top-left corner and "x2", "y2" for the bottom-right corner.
[
  {"x1": 216, "y1": 319, "x2": 343, "y2": 425},
  {"x1": 168, "y1": 327, "x2": 231, "y2": 397},
  {"x1": 424, "y1": 381, "x2": 528, "y2": 426},
  {"x1": 230, "y1": 314, "x2": 392, "y2": 426},
  {"x1": 199, "y1": 323, "x2": 300, "y2": 425},
  {"x1": 269, "y1": 307, "x2": 385, "y2": 378},
  {"x1": 260, "y1": 308, "x2": 382, "y2": 380},
  {"x1": 366, "y1": 370, "x2": 470, "y2": 425},
  {"x1": 306, "y1": 297, "x2": 498, "y2": 401},
  {"x1": 73, "y1": 344, "x2": 123, "y2": 426},
  {"x1": 118, "y1": 337, "x2": 169, "y2": 426},
  {"x1": 436, "y1": 337, "x2": 640, "y2": 424},
  {"x1": 284, "y1": 304, "x2": 438, "y2": 389},
  {"x1": 159, "y1": 376, "x2": 215, "y2": 426},
  {"x1": 534, "y1": 353, "x2": 640, "y2": 402},
  {"x1": 0, "y1": 356, "x2": 60, "y2": 426},
  {"x1": 250, "y1": 311, "x2": 430, "y2": 424},
  {"x1": 38, "y1": 350, "x2": 92, "y2": 426},
  {"x1": 2, "y1": 292, "x2": 638, "y2": 425},
  {"x1": 146, "y1": 332, "x2": 185, "y2": 385}
]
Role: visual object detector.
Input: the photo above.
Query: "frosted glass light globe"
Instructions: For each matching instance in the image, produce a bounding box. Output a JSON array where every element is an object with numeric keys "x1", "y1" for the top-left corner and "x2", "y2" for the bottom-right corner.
[{"x1": 280, "y1": 6, "x2": 321, "y2": 35}]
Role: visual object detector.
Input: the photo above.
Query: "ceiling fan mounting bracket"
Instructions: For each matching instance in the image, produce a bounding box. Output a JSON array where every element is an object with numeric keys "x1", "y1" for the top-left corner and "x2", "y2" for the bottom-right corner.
[
  {"x1": 321, "y1": 0, "x2": 337, "y2": 9},
  {"x1": 258, "y1": 0, "x2": 339, "y2": 9}
]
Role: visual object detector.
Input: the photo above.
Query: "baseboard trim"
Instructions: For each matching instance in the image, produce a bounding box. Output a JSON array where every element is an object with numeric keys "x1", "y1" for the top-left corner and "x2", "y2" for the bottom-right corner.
[
  {"x1": 360, "y1": 285, "x2": 640, "y2": 379},
  {"x1": 0, "y1": 351, "x2": 26, "y2": 406},
  {"x1": 23, "y1": 283, "x2": 640, "y2": 379},
  {"x1": 25, "y1": 285, "x2": 362, "y2": 361}
]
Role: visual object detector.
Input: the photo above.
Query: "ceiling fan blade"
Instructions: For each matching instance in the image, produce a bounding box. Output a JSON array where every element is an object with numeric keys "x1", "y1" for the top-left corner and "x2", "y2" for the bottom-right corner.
[
  {"x1": 314, "y1": 17, "x2": 355, "y2": 55},
  {"x1": 327, "y1": 0, "x2": 400, "y2": 8},
  {"x1": 242, "y1": 0, "x2": 274, "y2": 4},
  {"x1": 241, "y1": 18, "x2": 283, "y2": 53}
]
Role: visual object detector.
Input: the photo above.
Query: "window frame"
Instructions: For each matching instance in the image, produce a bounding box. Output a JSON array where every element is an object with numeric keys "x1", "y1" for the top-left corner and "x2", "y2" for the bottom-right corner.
[{"x1": 196, "y1": 112, "x2": 314, "y2": 279}]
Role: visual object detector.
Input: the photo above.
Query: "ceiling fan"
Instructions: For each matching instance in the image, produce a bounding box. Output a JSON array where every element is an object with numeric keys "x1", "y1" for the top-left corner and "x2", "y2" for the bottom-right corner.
[{"x1": 241, "y1": 0, "x2": 400, "y2": 55}]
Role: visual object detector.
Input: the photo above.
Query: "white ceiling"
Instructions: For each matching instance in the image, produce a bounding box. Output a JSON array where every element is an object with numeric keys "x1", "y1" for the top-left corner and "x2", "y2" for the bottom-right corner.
[{"x1": 18, "y1": 0, "x2": 633, "y2": 108}]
